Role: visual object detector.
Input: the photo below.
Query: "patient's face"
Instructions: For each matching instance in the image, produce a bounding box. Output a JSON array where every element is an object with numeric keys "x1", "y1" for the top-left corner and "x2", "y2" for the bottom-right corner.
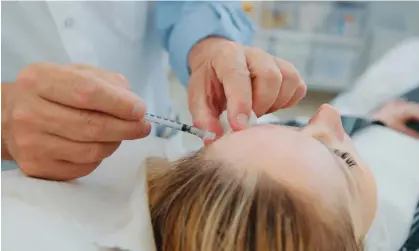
[{"x1": 210, "y1": 104, "x2": 377, "y2": 238}]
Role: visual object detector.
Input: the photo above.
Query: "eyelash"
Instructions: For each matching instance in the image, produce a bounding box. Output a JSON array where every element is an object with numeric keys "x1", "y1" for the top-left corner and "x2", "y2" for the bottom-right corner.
[{"x1": 332, "y1": 149, "x2": 357, "y2": 168}]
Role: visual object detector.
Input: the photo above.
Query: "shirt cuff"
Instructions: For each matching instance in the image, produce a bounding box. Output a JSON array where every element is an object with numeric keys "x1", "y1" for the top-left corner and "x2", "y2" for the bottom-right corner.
[{"x1": 167, "y1": 3, "x2": 255, "y2": 86}]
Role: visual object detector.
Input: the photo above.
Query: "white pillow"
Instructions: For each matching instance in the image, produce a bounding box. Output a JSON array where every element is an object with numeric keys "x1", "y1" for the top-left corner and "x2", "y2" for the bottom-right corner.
[{"x1": 331, "y1": 38, "x2": 419, "y2": 116}]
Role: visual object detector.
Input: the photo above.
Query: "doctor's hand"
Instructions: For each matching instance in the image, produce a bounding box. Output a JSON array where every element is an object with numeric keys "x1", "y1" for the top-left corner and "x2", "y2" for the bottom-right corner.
[
  {"x1": 187, "y1": 37, "x2": 306, "y2": 141},
  {"x1": 372, "y1": 99, "x2": 419, "y2": 139},
  {"x1": 2, "y1": 63, "x2": 151, "y2": 181}
]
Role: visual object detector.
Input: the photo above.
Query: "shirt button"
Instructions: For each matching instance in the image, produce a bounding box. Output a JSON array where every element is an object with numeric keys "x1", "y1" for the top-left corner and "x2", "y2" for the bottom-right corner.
[{"x1": 64, "y1": 18, "x2": 75, "y2": 28}]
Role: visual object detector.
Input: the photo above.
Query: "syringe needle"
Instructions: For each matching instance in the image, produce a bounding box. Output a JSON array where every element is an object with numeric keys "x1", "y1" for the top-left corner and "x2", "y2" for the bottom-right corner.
[{"x1": 144, "y1": 113, "x2": 216, "y2": 140}]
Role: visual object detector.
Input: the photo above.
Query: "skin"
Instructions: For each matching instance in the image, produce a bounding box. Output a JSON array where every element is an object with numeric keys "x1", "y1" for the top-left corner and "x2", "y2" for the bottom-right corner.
[
  {"x1": 188, "y1": 37, "x2": 307, "y2": 141},
  {"x1": 372, "y1": 99, "x2": 419, "y2": 139},
  {"x1": 2, "y1": 37, "x2": 306, "y2": 181},
  {"x1": 209, "y1": 104, "x2": 378, "y2": 239},
  {"x1": 2, "y1": 63, "x2": 151, "y2": 180}
]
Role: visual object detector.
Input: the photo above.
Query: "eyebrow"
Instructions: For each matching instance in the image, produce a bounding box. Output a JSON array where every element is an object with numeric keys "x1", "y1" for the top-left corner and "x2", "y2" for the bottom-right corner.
[{"x1": 313, "y1": 139, "x2": 357, "y2": 197}]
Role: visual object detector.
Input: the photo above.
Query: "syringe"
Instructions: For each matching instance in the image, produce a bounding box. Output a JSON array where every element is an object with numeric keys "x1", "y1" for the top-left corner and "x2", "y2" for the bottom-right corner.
[{"x1": 144, "y1": 113, "x2": 216, "y2": 140}]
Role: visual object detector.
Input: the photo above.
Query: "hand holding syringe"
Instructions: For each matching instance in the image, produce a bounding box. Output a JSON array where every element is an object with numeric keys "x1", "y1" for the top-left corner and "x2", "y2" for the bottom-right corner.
[{"x1": 144, "y1": 113, "x2": 216, "y2": 141}]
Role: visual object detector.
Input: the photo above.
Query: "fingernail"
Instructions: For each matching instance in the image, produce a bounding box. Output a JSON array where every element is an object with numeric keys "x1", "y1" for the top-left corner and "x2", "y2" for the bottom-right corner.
[
  {"x1": 237, "y1": 113, "x2": 249, "y2": 128},
  {"x1": 132, "y1": 102, "x2": 145, "y2": 119},
  {"x1": 203, "y1": 131, "x2": 217, "y2": 141}
]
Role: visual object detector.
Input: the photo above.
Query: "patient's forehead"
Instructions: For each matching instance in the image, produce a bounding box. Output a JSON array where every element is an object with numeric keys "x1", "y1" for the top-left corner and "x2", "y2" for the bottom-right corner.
[
  {"x1": 208, "y1": 125, "x2": 349, "y2": 199},
  {"x1": 210, "y1": 124, "x2": 319, "y2": 167}
]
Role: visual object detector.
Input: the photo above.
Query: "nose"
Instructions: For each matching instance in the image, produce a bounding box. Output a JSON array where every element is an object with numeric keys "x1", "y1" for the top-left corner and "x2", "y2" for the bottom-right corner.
[{"x1": 305, "y1": 104, "x2": 346, "y2": 142}]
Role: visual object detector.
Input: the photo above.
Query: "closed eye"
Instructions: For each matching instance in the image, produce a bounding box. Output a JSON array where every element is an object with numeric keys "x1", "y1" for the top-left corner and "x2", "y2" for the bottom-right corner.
[
  {"x1": 332, "y1": 149, "x2": 357, "y2": 168},
  {"x1": 313, "y1": 139, "x2": 357, "y2": 195}
]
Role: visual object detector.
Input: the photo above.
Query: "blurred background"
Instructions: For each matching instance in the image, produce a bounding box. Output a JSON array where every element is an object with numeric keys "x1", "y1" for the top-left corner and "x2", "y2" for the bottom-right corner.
[{"x1": 167, "y1": 1, "x2": 419, "y2": 121}]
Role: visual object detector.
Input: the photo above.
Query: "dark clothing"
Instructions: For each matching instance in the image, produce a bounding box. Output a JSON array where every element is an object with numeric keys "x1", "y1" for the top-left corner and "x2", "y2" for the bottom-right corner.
[{"x1": 400, "y1": 202, "x2": 419, "y2": 251}]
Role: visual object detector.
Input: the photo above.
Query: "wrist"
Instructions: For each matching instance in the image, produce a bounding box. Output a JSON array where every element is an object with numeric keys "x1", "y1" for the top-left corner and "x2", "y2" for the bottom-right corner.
[
  {"x1": 188, "y1": 36, "x2": 230, "y2": 73},
  {"x1": 2, "y1": 83, "x2": 14, "y2": 160}
]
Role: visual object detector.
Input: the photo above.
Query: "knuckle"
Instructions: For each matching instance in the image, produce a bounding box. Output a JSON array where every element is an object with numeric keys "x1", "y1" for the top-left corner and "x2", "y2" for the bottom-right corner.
[
  {"x1": 17, "y1": 63, "x2": 58, "y2": 86},
  {"x1": 279, "y1": 59, "x2": 293, "y2": 69},
  {"x1": 278, "y1": 59, "x2": 298, "y2": 77},
  {"x1": 216, "y1": 42, "x2": 242, "y2": 62},
  {"x1": 14, "y1": 134, "x2": 33, "y2": 151},
  {"x1": 245, "y1": 46, "x2": 259, "y2": 54},
  {"x1": 219, "y1": 41, "x2": 239, "y2": 54},
  {"x1": 263, "y1": 67, "x2": 282, "y2": 83},
  {"x1": 115, "y1": 74, "x2": 130, "y2": 89},
  {"x1": 72, "y1": 74, "x2": 97, "y2": 106},
  {"x1": 83, "y1": 113, "x2": 104, "y2": 140},
  {"x1": 228, "y1": 68, "x2": 251, "y2": 80},
  {"x1": 288, "y1": 64, "x2": 301, "y2": 81},
  {"x1": 11, "y1": 107, "x2": 34, "y2": 125},
  {"x1": 250, "y1": 47, "x2": 265, "y2": 54},
  {"x1": 87, "y1": 144, "x2": 103, "y2": 162},
  {"x1": 16, "y1": 64, "x2": 41, "y2": 88},
  {"x1": 86, "y1": 123, "x2": 104, "y2": 140},
  {"x1": 220, "y1": 65, "x2": 250, "y2": 83}
]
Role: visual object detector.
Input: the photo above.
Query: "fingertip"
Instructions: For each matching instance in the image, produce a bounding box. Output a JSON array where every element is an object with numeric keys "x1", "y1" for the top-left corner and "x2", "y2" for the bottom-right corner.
[
  {"x1": 142, "y1": 121, "x2": 152, "y2": 137},
  {"x1": 132, "y1": 100, "x2": 147, "y2": 120},
  {"x1": 131, "y1": 120, "x2": 152, "y2": 139},
  {"x1": 227, "y1": 109, "x2": 258, "y2": 132},
  {"x1": 230, "y1": 113, "x2": 248, "y2": 131},
  {"x1": 203, "y1": 133, "x2": 219, "y2": 146},
  {"x1": 203, "y1": 124, "x2": 223, "y2": 146}
]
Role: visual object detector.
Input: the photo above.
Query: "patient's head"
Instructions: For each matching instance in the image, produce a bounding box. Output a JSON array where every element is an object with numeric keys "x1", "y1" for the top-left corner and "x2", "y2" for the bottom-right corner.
[{"x1": 147, "y1": 104, "x2": 377, "y2": 251}]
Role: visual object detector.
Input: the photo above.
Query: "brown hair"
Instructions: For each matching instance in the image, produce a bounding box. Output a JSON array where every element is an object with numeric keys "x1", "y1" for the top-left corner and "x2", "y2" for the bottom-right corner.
[{"x1": 146, "y1": 149, "x2": 364, "y2": 251}]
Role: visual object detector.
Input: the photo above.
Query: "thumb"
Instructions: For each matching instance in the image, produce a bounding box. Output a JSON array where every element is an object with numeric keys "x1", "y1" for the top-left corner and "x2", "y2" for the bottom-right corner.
[
  {"x1": 214, "y1": 64, "x2": 253, "y2": 132},
  {"x1": 188, "y1": 71, "x2": 224, "y2": 142},
  {"x1": 220, "y1": 109, "x2": 258, "y2": 133},
  {"x1": 226, "y1": 94, "x2": 253, "y2": 131},
  {"x1": 210, "y1": 43, "x2": 253, "y2": 132},
  {"x1": 227, "y1": 103, "x2": 253, "y2": 132}
]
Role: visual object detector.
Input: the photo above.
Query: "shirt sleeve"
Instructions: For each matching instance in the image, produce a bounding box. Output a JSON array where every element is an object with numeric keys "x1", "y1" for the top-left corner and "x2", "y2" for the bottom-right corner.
[{"x1": 155, "y1": 1, "x2": 256, "y2": 86}]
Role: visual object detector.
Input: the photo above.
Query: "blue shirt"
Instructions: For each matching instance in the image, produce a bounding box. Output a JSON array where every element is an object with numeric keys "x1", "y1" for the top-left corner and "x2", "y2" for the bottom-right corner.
[{"x1": 156, "y1": 1, "x2": 255, "y2": 86}]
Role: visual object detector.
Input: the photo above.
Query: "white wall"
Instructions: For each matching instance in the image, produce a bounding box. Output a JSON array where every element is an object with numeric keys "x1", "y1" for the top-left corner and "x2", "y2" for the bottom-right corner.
[{"x1": 365, "y1": 2, "x2": 419, "y2": 65}]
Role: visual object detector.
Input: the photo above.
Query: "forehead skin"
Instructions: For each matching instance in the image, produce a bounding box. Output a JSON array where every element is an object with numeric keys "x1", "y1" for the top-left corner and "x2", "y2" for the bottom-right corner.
[{"x1": 208, "y1": 124, "x2": 352, "y2": 206}]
